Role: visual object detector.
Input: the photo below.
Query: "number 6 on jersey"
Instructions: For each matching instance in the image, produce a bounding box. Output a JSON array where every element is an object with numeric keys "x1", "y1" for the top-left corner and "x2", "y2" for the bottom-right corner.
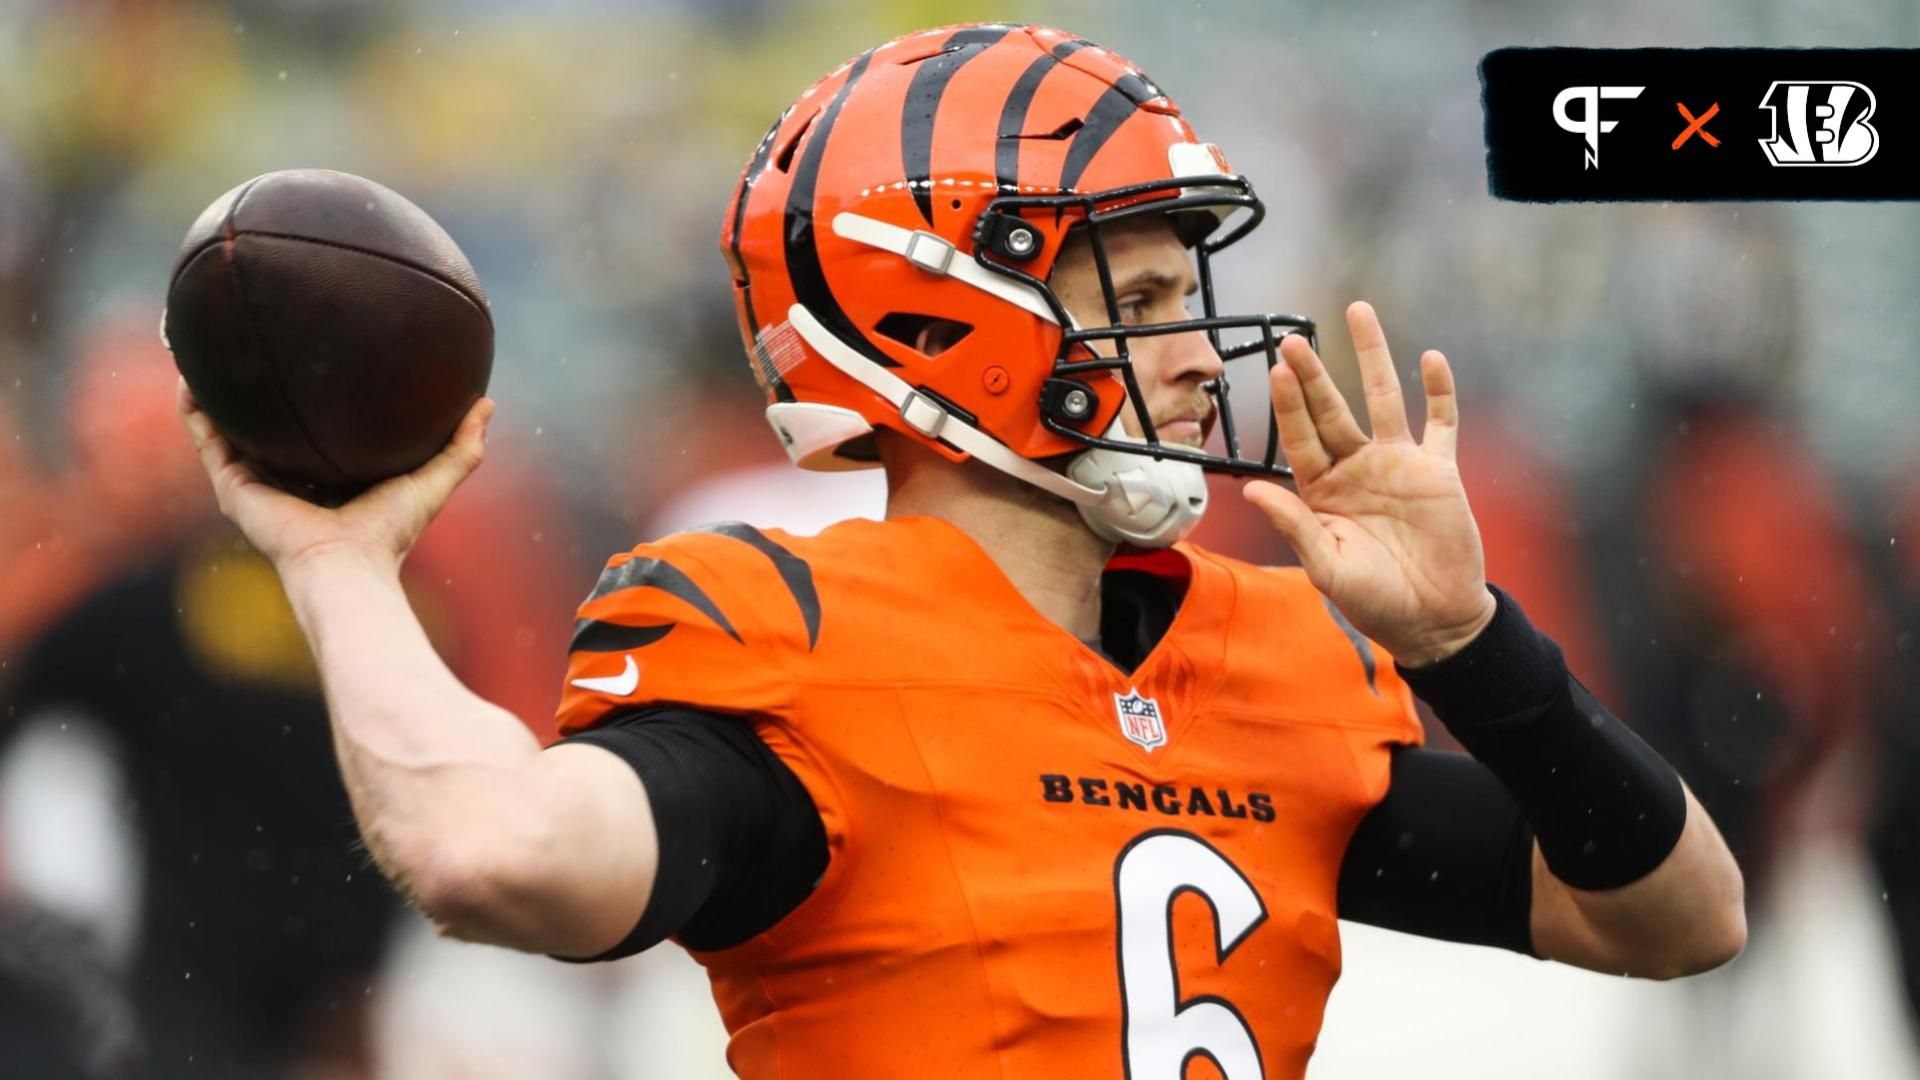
[{"x1": 1116, "y1": 830, "x2": 1270, "y2": 1078}]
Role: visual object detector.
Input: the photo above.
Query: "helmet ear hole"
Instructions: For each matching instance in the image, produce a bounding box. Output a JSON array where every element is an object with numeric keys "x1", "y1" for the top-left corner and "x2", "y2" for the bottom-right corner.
[{"x1": 874, "y1": 313, "x2": 974, "y2": 358}]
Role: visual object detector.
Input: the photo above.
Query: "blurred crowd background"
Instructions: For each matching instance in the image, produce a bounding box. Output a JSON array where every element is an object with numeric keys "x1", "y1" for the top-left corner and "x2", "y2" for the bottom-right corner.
[{"x1": 0, "y1": 0, "x2": 1916, "y2": 1076}]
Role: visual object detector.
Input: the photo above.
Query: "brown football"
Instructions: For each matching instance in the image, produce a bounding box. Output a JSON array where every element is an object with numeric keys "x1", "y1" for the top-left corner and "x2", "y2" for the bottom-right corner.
[{"x1": 164, "y1": 168, "x2": 493, "y2": 505}]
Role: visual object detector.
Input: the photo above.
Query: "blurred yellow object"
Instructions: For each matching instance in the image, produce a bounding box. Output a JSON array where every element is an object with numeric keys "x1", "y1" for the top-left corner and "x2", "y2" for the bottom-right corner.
[
  {"x1": 2, "y1": 4, "x2": 243, "y2": 175},
  {"x1": 173, "y1": 533, "x2": 460, "y2": 694},
  {"x1": 175, "y1": 538, "x2": 321, "y2": 691}
]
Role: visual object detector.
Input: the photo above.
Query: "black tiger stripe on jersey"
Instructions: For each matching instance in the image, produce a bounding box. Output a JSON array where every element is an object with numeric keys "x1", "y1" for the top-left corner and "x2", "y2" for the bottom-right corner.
[
  {"x1": 694, "y1": 522, "x2": 823, "y2": 651},
  {"x1": 587, "y1": 557, "x2": 742, "y2": 644},
  {"x1": 571, "y1": 620, "x2": 675, "y2": 654},
  {"x1": 578, "y1": 526, "x2": 820, "y2": 655},
  {"x1": 901, "y1": 24, "x2": 1014, "y2": 223}
]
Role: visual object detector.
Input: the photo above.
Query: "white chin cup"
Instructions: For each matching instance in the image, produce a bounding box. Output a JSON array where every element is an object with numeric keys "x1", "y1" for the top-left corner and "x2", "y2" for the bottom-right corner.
[{"x1": 1066, "y1": 418, "x2": 1208, "y2": 549}]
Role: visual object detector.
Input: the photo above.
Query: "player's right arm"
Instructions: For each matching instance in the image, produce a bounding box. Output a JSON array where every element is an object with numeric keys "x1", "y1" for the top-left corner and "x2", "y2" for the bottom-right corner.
[
  {"x1": 179, "y1": 385, "x2": 658, "y2": 958},
  {"x1": 282, "y1": 547, "x2": 659, "y2": 956}
]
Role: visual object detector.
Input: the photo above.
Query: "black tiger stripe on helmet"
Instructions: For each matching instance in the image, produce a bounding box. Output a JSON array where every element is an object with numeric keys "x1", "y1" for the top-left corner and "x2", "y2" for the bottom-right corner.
[
  {"x1": 782, "y1": 48, "x2": 894, "y2": 367},
  {"x1": 1058, "y1": 70, "x2": 1166, "y2": 192},
  {"x1": 992, "y1": 38, "x2": 1090, "y2": 190},
  {"x1": 901, "y1": 24, "x2": 1016, "y2": 223},
  {"x1": 730, "y1": 108, "x2": 799, "y2": 402}
]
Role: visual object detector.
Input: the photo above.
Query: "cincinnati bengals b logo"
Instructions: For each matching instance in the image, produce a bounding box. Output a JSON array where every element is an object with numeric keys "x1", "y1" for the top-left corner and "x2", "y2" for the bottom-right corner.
[{"x1": 1758, "y1": 81, "x2": 1880, "y2": 167}]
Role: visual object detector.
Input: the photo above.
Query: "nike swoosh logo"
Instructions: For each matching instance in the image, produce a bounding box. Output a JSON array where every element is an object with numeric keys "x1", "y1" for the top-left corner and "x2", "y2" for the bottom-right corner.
[{"x1": 570, "y1": 655, "x2": 639, "y2": 696}]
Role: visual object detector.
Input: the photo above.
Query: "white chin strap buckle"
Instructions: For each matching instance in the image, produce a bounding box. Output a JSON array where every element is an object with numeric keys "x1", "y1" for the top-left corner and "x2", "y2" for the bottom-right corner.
[
  {"x1": 902, "y1": 230, "x2": 957, "y2": 275},
  {"x1": 898, "y1": 391, "x2": 949, "y2": 438},
  {"x1": 1067, "y1": 418, "x2": 1209, "y2": 549}
]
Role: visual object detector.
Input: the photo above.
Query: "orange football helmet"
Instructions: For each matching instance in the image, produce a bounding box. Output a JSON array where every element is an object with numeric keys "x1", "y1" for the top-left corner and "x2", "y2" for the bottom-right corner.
[{"x1": 720, "y1": 23, "x2": 1314, "y2": 546}]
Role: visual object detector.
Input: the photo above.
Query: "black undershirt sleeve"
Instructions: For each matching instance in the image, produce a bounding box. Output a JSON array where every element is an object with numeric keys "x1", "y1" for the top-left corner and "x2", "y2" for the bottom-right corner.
[
  {"x1": 553, "y1": 706, "x2": 827, "y2": 962},
  {"x1": 1337, "y1": 747, "x2": 1538, "y2": 956}
]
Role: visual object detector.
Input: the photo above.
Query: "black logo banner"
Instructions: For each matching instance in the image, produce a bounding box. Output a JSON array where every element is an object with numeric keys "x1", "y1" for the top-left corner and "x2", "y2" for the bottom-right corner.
[{"x1": 1482, "y1": 48, "x2": 1920, "y2": 201}]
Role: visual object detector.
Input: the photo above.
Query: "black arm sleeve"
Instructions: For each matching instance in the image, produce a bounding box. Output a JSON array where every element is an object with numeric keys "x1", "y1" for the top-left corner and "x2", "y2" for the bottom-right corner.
[
  {"x1": 554, "y1": 706, "x2": 828, "y2": 961},
  {"x1": 1338, "y1": 747, "x2": 1537, "y2": 956},
  {"x1": 1396, "y1": 585, "x2": 1688, "y2": 892}
]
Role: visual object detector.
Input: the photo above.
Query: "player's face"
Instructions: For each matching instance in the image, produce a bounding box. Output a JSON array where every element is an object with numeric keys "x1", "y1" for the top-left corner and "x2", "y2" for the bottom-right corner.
[{"x1": 1049, "y1": 215, "x2": 1224, "y2": 448}]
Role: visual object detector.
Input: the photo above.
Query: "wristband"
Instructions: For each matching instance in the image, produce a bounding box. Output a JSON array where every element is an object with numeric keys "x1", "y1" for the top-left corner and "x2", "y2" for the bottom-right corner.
[{"x1": 1396, "y1": 586, "x2": 1687, "y2": 891}]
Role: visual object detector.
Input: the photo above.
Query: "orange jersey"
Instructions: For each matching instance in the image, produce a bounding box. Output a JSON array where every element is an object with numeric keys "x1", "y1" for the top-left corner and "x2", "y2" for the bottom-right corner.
[{"x1": 557, "y1": 516, "x2": 1422, "y2": 1079}]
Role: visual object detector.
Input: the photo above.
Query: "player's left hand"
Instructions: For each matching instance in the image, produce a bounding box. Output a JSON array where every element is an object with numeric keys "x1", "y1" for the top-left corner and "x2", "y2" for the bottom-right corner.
[{"x1": 1242, "y1": 301, "x2": 1496, "y2": 666}]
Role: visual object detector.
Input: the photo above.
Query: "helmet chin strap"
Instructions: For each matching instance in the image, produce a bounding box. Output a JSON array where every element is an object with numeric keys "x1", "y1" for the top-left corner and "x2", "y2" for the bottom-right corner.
[
  {"x1": 1067, "y1": 416, "x2": 1209, "y2": 548},
  {"x1": 786, "y1": 301, "x2": 1207, "y2": 551},
  {"x1": 787, "y1": 304, "x2": 1102, "y2": 508}
]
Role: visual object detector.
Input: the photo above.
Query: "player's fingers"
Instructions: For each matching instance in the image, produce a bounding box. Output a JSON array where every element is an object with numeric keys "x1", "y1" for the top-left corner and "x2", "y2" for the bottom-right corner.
[
  {"x1": 404, "y1": 396, "x2": 494, "y2": 509},
  {"x1": 176, "y1": 377, "x2": 254, "y2": 492},
  {"x1": 1243, "y1": 479, "x2": 1337, "y2": 586},
  {"x1": 1348, "y1": 301, "x2": 1410, "y2": 443},
  {"x1": 1420, "y1": 350, "x2": 1459, "y2": 461},
  {"x1": 1281, "y1": 333, "x2": 1369, "y2": 459},
  {"x1": 455, "y1": 395, "x2": 494, "y2": 459},
  {"x1": 1268, "y1": 355, "x2": 1330, "y2": 483},
  {"x1": 177, "y1": 377, "x2": 215, "y2": 452}
]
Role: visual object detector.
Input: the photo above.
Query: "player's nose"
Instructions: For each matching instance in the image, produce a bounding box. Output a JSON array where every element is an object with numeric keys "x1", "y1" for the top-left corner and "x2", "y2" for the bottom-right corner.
[{"x1": 1160, "y1": 324, "x2": 1224, "y2": 388}]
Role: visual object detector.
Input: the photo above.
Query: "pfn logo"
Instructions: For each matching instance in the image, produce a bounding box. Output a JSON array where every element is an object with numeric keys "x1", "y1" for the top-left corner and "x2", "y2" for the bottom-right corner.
[
  {"x1": 1758, "y1": 81, "x2": 1879, "y2": 166},
  {"x1": 1553, "y1": 85, "x2": 1646, "y2": 169}
]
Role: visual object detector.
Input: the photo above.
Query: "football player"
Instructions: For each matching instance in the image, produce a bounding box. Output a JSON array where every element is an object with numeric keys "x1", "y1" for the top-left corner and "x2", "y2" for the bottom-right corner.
[{"x1": 179, "y1": 24, "x2": 1745, "y2": 1079}]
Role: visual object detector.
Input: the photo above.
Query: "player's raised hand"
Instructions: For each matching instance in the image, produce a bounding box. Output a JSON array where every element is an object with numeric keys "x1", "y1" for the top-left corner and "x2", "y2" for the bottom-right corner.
[
  {"x1": 1242, "y1": 302, "x2": 1495, "y2": 665},
  {"x1": 178, "y1": 378, "x2": 493, "y2": 575}
]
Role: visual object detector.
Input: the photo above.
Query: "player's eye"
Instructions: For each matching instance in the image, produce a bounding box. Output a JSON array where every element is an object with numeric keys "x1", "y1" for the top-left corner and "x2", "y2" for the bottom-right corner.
[{"x1": 1116, "y1": 296, "x2": 1147, "y2": 324}]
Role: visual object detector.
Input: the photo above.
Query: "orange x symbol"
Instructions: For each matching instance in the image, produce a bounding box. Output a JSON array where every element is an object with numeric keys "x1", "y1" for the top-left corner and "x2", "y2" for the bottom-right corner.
[{"x1": 1673, "y1": 102, "x2": 1721, "y2": 149}]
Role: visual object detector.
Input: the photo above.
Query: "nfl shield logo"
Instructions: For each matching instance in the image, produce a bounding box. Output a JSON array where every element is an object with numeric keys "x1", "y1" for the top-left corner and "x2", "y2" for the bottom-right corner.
[{"x1": 1114, "y1": 690, "x2": 1167, "y2": 751}]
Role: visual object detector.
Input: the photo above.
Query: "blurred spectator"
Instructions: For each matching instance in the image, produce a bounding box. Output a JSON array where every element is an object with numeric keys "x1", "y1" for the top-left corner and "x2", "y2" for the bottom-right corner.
[
  {"x1": 0, "y1": 313, "x2": 208, "y2": 656},
  {"x1": 1873, "y1": 472, "x2": 1920, "y2": 1038},
  {"x1": 0, "y1": 902, "x2": 140, "y2": 1076},
  {"x1": 0, "y1": 317, "x2": 586, "y2": 1075},
  {"x1": 4, "y1": 524, "x2": 400, "y2": 1077},
  {"x1": 1587, "y1": 388, "x2": 1886, "y2": 878},
  {"x1": 1454, "y1": 411, "x2": 1615, "y2": 699}
]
